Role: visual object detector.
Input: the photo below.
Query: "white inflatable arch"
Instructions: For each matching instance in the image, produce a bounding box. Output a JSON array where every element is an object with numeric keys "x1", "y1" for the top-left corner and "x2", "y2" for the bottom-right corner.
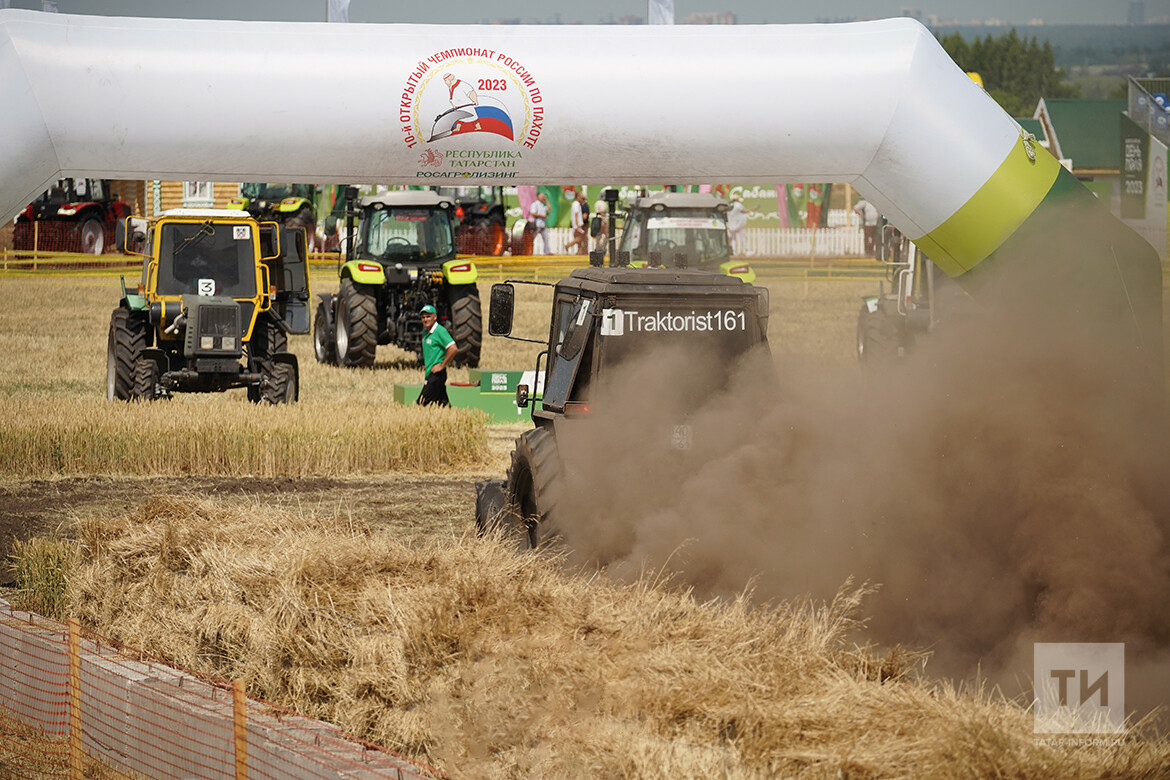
[
  {"x1": 0, "y1": 9, "x2": 1162, "y2": 380},
  {"x1": 1, "y1": 11, "x2": 1052, "y2": 274}
]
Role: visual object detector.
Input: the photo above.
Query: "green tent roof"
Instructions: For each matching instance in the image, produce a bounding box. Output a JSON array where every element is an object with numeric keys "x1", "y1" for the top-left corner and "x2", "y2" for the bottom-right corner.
[{"x1": 1035, "y1": 98, "x2": 1126, "y2": 170}]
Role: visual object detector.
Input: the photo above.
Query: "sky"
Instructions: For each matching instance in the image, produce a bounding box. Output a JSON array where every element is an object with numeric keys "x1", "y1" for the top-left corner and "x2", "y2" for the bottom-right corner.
[{"x1": 3, "y1": 0, "x2": 1168, "y2": 26}]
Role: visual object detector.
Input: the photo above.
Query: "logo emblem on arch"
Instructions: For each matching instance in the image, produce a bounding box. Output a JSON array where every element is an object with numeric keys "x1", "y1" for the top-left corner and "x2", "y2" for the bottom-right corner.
[{"x1": 398, "y1": 47, "x2": 544, "y2": 179}]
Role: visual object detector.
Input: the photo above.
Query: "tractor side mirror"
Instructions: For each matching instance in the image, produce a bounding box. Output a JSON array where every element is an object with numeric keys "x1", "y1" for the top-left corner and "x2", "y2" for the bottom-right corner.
[
  {"x1": 324, "y1": 214, "x2": 339, "y2": 237},
  {"x1": 115, "y1": 218, "x2": 128, "y2": 253},
  {"x1": 488, "y1": 283, "x2": 516, "y2": 337},
  {"x1": 258, "y1": 222, "x2": 281, "y2": 261},
  {"x1": 116, "y1": 217, "x2": 147, "y2": 255},
  {"x1": 589, "y1": 215, "x2": 601, "y2": 238}
]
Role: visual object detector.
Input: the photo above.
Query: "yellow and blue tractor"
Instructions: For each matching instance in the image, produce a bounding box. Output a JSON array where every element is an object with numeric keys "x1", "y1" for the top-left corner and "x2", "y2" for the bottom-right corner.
[
  {"x1": 313, "y1": 189, "x2": 481, "y2": 368},
  {"x1": 106, "y1": 209, "x2": 310, "y2": 404}
]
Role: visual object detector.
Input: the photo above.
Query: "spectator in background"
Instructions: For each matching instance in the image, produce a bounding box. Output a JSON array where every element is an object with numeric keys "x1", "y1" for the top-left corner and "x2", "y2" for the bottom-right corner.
[
  {"x1": 727, "y1": 195, "x2": 752, "y2": 256},
  {"x1": 528, "y1": 192, "x2": 550, "y2": 255},
  {"x1": 592, "y1": 198, "x2": 608, "y2": 254},
  {"x1": 853, "y1": 198, "x2": 879, "y2": 258},
  {"x1": 566, "y1": 191, "x2": 588, "y2": 255}
]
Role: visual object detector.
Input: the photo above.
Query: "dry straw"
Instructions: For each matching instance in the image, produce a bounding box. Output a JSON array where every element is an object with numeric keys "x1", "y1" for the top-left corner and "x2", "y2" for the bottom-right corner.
[{"x1": 62, "y1": 496, "x2": 1170, "y2": 779}]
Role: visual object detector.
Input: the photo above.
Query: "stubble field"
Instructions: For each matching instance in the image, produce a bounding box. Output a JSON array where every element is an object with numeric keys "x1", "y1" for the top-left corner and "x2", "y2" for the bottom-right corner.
[{"x1": 2, "y1": 264, "x2": 1169, "y2": 778}]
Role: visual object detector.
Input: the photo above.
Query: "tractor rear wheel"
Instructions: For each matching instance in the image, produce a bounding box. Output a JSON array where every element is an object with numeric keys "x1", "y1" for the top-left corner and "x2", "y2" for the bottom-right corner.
[
  {"x1": 335, "y1": 279, "x2": 377, "y2": 367},
  {"x1": 106, "y1": 308, "x2": 146, "y2": 401},
  {"x1": 447, "y1": 284, "x2": 482, "y2": 368},
  {"x1": 313, "y1": 299, "x2": 337, "y2": 364},
  {"x1": 79, "y1": 218, "x2": 104, "y2": 255},
  {"x1": 503, "y1": 427, "x2": 563, "y2": 550}
]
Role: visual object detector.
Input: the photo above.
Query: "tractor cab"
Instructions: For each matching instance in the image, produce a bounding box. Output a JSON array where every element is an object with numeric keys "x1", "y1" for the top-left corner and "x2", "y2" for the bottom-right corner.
[
  {"x1": 616, "y1": 192, "x2": 754, "y2": 282},
  {"x1": 357, "y1": 194, "x2": 457, "y2": 264}
]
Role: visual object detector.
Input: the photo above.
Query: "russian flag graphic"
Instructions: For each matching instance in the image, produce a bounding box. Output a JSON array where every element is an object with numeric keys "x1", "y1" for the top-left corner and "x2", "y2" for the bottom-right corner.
[{"x1": 454, "y1": 98, "x2": 515, "y2": 141}]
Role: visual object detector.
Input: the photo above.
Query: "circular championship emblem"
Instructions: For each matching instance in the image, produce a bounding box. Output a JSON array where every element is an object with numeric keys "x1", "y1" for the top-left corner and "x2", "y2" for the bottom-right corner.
[{"x1": 399, "y1": 48, "x2": 544, "y2": 179}]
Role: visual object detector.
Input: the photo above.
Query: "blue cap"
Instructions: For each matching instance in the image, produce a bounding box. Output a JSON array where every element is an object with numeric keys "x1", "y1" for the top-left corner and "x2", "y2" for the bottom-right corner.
[{"x1": 420, "y1": 304, "x2": 437, "y2": 315}]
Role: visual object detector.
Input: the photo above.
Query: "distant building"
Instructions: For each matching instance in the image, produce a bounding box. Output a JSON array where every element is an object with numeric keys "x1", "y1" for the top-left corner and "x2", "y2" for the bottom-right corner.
[
  {"x1": 1128, "y1": 2, "x2": 1145, "y2": 25},
  {"x1": 898, "y1": 7, "x2": 921, "y2": 22},
  {"x1": 681, "y1": 12, "x2": 736, "y2": 24}
]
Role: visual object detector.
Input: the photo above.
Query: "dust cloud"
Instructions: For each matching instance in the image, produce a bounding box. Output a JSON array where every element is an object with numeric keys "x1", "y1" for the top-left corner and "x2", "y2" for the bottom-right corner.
[{"x1": 550, "y1": 233, "x2": 1170, "y2": 720}]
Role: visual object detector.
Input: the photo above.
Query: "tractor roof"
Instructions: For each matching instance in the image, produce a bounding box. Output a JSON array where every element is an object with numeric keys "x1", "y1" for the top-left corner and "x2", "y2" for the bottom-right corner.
[
  {"x1": 157, "y1": 208, "x2": 257, "y2": 221},
  {"x1": 629, "y1": 192, "x2": 730, "y2": 211},
  {"x1": 560, "y1": 266, "x2": 750, "y2": 296},
  {"x1": 359, "y1": 191, "x2": 454, "y2": 210}
]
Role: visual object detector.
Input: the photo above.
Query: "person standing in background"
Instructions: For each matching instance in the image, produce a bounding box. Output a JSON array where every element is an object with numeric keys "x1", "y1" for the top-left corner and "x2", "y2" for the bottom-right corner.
[
  {"x1": 417, "y1": 304, "x2": 457, "y2": 407},
  {"x1": 528, "y1": 192, "x2": 551, "y2": 255},
  {"x1": 727, "y1": 195, "x2": 751, "y2": 256},
  {"x1": 567, "y1": 191, "x2": 588, "y2": 255},
  {"x1": 853, "y1": 198, "x2": 879, "y2": 258}
]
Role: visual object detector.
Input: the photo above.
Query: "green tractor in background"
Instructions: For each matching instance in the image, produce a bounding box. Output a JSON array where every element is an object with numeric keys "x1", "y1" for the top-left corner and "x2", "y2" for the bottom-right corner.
[
  {"x1": 106, "y1": 209, "x2": 310, "y2": 404},
  {"x1": 313, "y1": 188, "x2": 482, "y2": 368},
  {"x1": 228, "y1": 183, "x2": 317, "y2": 234},
  {"x1": 597, "y1": 191, "x2": 756, "y2": 282}
]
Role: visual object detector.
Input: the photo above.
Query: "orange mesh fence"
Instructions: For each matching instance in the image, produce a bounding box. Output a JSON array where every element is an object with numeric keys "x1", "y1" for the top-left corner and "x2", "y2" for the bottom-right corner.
[
  {"x1": 0, "y1": 599, "x2": 442, "y2": 780},
  {"x1": 11, "y1": 222, "x2": 119, "y2": 256}
]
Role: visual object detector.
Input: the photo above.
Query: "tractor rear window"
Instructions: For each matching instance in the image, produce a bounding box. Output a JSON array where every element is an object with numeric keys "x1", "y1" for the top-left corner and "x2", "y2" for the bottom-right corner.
[
  {"x1": 621, "y1": 209, "x2": 730, "y2": 268},
  {"x1": 155, "y1": 222, "x2": 257, "y2": 298}
]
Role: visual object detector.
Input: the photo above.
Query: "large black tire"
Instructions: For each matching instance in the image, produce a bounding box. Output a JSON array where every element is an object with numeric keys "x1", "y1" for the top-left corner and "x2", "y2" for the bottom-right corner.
[
  {"x1": 857, "y1": 304, "x2": 900, "y2": 368},
  {"x1": 79, "y1": 218, "x2": 104, "y2": 255},
  {"x1": 313, "y1": 299, "x2": 337, "y2": 364},
  {"x1": 132, "y1": 358, "x2": 160, "y2": 401},
  {"x1": 106, "y1": 308, "x2": 146, "y2": 401},
  {"x1": 248, "y1": 314, "x2": 295, "y2": 404},
  {"x1": 503, "y1": 427, "x2": 563, "y2": 550},
  {"x1": 335, "y1": 278, "x2": 378, "y2": 367},
  {"x1": 261, "y1": 360, "x2": 298, "y2": 404},
  {"x1": 447, "y1": 284, "x2": 482, "y2": 368}
]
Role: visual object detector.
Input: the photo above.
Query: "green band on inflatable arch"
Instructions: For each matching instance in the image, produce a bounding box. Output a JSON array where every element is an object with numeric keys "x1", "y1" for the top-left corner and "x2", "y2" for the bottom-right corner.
[{"x1": 916, "y1": 135, "x2": 1063, "y2": 277}]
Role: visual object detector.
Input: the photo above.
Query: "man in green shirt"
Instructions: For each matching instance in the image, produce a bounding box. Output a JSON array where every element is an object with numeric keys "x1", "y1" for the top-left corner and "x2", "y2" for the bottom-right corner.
[{"x1": 417, "y1": 304, "x2": 457, "y2": 406}]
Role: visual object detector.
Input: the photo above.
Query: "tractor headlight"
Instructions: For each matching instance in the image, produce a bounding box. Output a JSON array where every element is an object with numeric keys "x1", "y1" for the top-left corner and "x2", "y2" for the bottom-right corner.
[
  {"x1": 222, "y1": 336, "x2": 235, "y2": 351},
  {"x1": 201, "y1": 336, "x2": 216, "y2": 350}
]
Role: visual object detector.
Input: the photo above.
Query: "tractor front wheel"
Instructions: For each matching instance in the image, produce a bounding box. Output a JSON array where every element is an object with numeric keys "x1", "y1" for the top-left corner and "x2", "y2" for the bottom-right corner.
[
  {"x1": 106, "y1": 308, "x2": 146, "y2": 401},
  {"x1": 447, "y1": 284, "x2": 482, "y2": 368},
  {"x1": 132, "y1": 358, "x2": 160, "y2": 400},
  {"x1": 335, "y1": 279, "x2": 378, "y2": 367},
  {"x1": 248, "y1": 314, "x2": 295, "y2": 403},
  {"x1": 503, "y1": 427, "x2": 563, "y2": 550},
  {"x1": 261, "y1": 360, "x2": 298, "y2": 404}
]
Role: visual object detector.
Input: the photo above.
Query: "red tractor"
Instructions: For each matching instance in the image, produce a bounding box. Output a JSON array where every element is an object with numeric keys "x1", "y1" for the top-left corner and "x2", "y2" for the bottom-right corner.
[{"x1": 13, "y1": 178, "x2": 131, "y2": 254}]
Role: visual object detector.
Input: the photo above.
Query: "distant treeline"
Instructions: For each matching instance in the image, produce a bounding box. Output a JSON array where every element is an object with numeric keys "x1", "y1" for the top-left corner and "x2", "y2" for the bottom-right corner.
[{"x1": 932, "y1": 24, "x2": 1170, "y2": 70}]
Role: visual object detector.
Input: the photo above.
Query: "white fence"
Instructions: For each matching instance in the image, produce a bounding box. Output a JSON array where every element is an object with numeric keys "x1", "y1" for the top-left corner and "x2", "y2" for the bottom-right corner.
[{"x1": 531, "y1": 226, "x2": 867, "y2": 258}]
